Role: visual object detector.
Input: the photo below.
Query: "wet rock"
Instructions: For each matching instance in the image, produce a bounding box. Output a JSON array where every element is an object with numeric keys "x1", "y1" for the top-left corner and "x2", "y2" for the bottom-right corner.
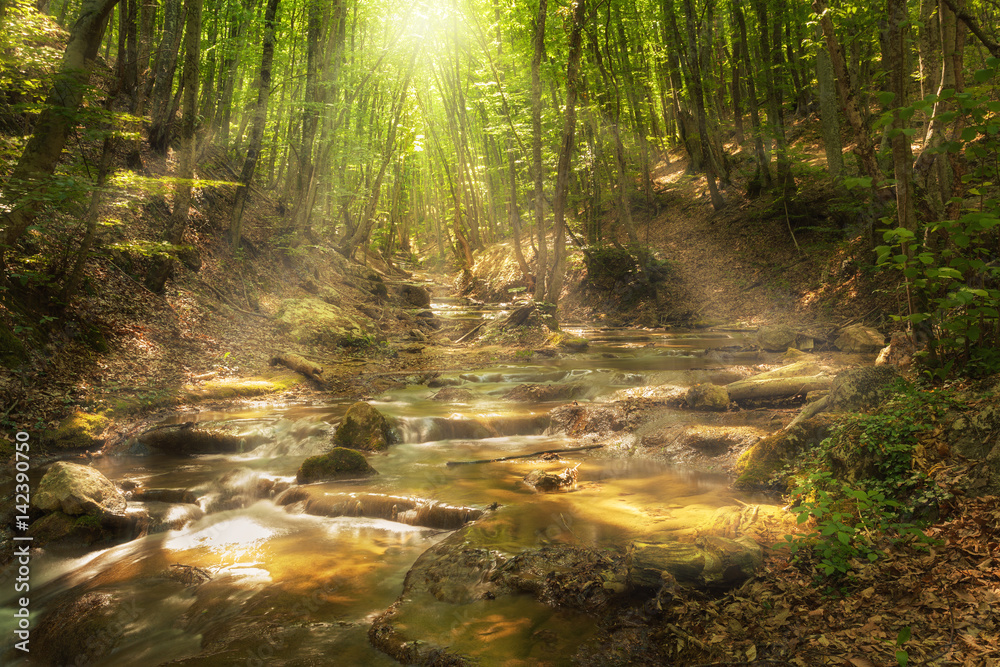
[
  {"x1": 547, "y1": 332, "x2": 589, "y2": 352},
  {"x1": 524, "y1": 467, "x2": 579, "y2": 492},
  {"x1": 33, "y1": 461, "x2": 126, "y2": 517},
  {"x1": 629, "y1": 541, "x2": 706, "y2": 587},
  {"x1": 684, "y1": 383, "x2": 729, "y2": 411},
  {"x1": 132, "y1": 488, "x2": 198, "y2": 504},
  {"x1": 334, "y1": 401, "x2": 396, "y2": 451},
  {"x1": 297, "y1": 447, "x2": 378, "y2": 483},
  {"x1": 430, "y1": 387, "x2": 477, "y2": 402},
  {"x1": 34, "y1": 592, "x2": 132, "y2": 666},
  {"x1": 137, "y1": 423, "x2": 269, "y2": 456},
  {"x1": 549, "y1": 403, "x2": 628, "y2": 436},
  {"x1": 428, "y1": 375, "x2": 464, "y2": 388},
  {"x1": 756, "y1": 324, "x2": 797, "y2": 351},
  {"x1": 289, "y1": 490, "x2": 482, "y2": 529},
  {"x1": 502, "y1": 382, "x2": 586, "y2": 402},
  {"x1": 834, "y1": 324, "x2": 886, "y2": 353},
  {"x1": 630, "y1": 537, "x2": 762, "y2": 588},
  {"x1": 275, "y1": 297, "x2": 376, "y2": 348},
  {"x1": 827, "y1": 366, "x2": 899, "y2": 411},
  {"x1": 696, "y1": 504, "x2": 800, "y2": 546},
  {"x1": 398, "y1": 283, "x2": 432, "y2": 307},
  {"x1": 695, "y1": 535, "x2": 763, "y2": 587}
]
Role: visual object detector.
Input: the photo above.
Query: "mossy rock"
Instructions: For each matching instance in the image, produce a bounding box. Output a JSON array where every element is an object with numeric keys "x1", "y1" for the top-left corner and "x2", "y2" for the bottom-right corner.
[
  {"x1": 48, "y1": 411, "x2": 111, "y2": 450},
  {"x1": 826, "y1": 366, "x2": 900, "y2": 412},
  {"x1": 334, "y1": 401, "x2": 396, "y2": 451},
  {"x1": 733, "y1": 415, "x2": 838, "y2": 491},
  {"x1": 546, "y1": 332, "x2": 589, "y2": 352},
  {"x1": 297, "y1": 447, "x2": 378, "y2": 483}
]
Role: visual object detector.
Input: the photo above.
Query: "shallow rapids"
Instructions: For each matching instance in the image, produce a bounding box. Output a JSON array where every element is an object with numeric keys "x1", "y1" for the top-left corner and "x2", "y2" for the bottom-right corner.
[{"x1": 1, "y1": 309, "x2": 769, "y2": 665}]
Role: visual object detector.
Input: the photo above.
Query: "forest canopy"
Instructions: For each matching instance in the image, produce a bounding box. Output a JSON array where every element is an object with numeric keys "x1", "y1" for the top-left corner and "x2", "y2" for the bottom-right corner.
[{"x1": 3, "y1": 0, "x2": 1000, "y2": 370}]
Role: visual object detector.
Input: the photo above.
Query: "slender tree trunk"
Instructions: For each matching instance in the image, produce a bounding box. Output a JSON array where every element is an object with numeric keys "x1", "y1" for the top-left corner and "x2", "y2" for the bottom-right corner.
[
  {"x1": 147, "y1": 0, "x2": 183, "y2": 152},
  {"x1": 229, "y1": 0, "x2": 280, "y2": 248},
  {"x1": 681, "y1": 0, "x2": 725, "y2": 210},
  {"x1": 337, "y1": 53, "x2": 417, "y2": 258},
  {"x1": 754, "y1": 0, "x2": 793, "y2": 193},
  {"x1": 508, "y1": 140, "x2": 533, "y2": 290},
  {"x1": 545, "y1": 0, "x2": 586, "y2": 308},
  {"x1": 146, "y1": 0, "x2": 201, "y2": 291},
  {"x1": 531, "y1": 0, "x2": 548, "y2": 300},
  {"x1": 733, "y1": 0, "x2": 770, "y2": 186},
  {"x1": 815, "y1": 25, "x2": 843, "y2": 178},
  {"x1": 886, "y1": 0, "x2": 916, "y2": 233},
  {"x1": 918, "y1": 0, "x2": 942, "y2": 139}
]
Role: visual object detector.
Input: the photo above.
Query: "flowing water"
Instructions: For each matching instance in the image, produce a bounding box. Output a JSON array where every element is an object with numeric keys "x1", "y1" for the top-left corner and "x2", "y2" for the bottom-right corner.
[{"x1": 1, "y1": 295, "x2": 767, "y2": 666}]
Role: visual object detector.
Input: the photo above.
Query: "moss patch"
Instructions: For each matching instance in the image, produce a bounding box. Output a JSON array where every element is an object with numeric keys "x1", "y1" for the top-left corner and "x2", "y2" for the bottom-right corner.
[
  {"x1": 0, "y1": 320, "x2": 28, "y2": 368},
  {"x1": 275, "y1": 297, "x2": 375, "y2": 349},
  {"x1": 182, "y1": 370, "x2": 303, "y2": 400},
  {"x1": 49, "y1": 411, "x2": 111, "y2": 450},
  {"x1": 297, "y1": 447, "x2": 378, "y2": 483}
]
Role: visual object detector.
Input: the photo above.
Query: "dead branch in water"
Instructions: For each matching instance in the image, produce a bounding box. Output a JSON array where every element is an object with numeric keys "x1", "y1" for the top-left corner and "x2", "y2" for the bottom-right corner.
[{"x1": 446, "y1": 444, "x2": 603, "y2": 466}]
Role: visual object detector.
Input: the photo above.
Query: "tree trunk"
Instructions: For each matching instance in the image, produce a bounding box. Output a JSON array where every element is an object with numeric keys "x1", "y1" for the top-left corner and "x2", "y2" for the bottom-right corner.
[
  {"x1": 146, "y1": 0, "x2": 201, "y2": 292},
  {"x1": 229, "y1": 0, "x2": 280, "y2": 248},
  {"x1": 0, "y1": 0, "x2": 120, "y2": 271},
  {"x1": 681, "y1": 0, "x2": 725, "y2": 210},
  {"x1": 886, "y1": 0, "x2": 916, "y2": 233},
  {"x1": 813, "y1": 0, "x2": 886, "y2": 197},
  {"x1": 815, "y1": 25, "x2": 843, "y2": 178},
  {"x1": 733, "y1": 0, "x2": 770, "y2": 186},
  {"x1": 545, "y1": 0, "x2": 586, "y2": 308},
  {"x1": 146, "y1": 0, "x2": 183, "y2": 152},
  {"x1": 531, "y1": 0, "x2": 548, "y2": 300}
]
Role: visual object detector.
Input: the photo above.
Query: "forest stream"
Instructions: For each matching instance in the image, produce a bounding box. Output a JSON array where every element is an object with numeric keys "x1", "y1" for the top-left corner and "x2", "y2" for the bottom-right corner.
[{"x1": 0, "y1": 285, "x2": 773, "y2": 666}]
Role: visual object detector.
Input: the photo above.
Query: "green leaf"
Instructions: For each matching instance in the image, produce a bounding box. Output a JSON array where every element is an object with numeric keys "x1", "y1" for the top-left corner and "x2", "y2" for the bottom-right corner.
[
  {"x1": 878, "y1": 91, "x2": 897, "y2": 106},
  {"x1": 974, "y1": 68, "x2": 995, "y2": 83},
  {"x1": 896, "y1": 626, "x2": 911, "y2": 645}
]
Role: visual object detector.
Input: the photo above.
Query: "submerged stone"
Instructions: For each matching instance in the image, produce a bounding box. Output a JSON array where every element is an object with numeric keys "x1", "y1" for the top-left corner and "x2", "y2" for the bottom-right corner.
[{"x1": 297, "y1": 447, "x2": 378, "y2": 483}]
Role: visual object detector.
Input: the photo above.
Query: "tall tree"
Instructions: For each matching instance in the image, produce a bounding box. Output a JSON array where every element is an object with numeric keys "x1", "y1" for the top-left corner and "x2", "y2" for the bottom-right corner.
[{"x1": 229, "y1": 0, "x2": 281, "y2": 248}]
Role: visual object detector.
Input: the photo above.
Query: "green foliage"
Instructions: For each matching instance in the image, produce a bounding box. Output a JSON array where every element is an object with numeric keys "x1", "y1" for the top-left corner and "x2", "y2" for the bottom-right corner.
[
  {"x1": 780, "y1": 383, "x2": 955, "y2": 579},
  {"x1": 876, "y1": 60, "x2": 1000, "y2": 376}
]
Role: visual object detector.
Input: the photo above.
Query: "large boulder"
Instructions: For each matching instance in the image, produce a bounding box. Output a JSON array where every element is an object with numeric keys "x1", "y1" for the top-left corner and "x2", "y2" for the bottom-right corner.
[
  {"x1": 334, "y1": 402, "x2": 395, "y2": 451},
  {"x1": 397, "y1": 283, "x2": 432, "y2": 307},
  {"x1": 275, "y1": 297, "x2": 376, "y2": 348},
  {"x1": 33, "y1": 462, "x2": 126, "y2": 518},
  {"x1": 756, "y1": 325, "x2": 797, "y2": 352},
  {"x1": 834, "y1": 324, "x2": 886, "y2": 353},
  {"x1": 297, "y1": 447, "x2": 378, "y2": 483}
]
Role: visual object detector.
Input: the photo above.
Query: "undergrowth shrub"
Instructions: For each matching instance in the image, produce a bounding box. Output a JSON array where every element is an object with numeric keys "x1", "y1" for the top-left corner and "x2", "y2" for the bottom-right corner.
[{"x1": 781, "y1": 382, "x2": 958, "y2": 579}]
